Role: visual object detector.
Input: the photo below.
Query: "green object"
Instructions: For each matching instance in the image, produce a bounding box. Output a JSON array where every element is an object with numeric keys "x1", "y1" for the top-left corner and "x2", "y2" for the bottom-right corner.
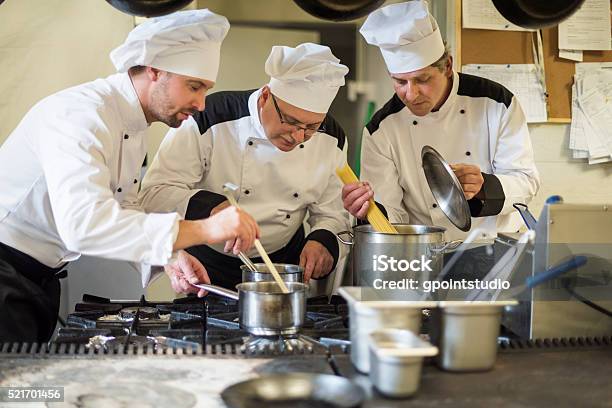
[{"x1": 354, "y1": 101, "x2": 376, "y2": 178}]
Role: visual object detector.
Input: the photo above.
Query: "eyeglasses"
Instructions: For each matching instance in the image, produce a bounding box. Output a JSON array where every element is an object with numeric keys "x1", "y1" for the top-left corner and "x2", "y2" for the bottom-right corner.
[{"x1": 270, "y1": 93, "x2": 326, "y2": 136}]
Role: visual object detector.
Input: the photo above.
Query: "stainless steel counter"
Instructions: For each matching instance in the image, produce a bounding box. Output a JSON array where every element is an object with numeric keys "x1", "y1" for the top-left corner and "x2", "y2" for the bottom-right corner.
[{"x1": 1, "y1": 338, "x2": 610, "y2": 407}]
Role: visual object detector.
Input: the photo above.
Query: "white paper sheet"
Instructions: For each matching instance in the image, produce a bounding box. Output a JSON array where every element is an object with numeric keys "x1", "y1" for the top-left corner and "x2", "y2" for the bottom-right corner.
[
  {"x1": 462, "y1": 0, "x2": 532, "y2": 31},
  {"x1": 570, "y1": 81, "x2": 589, "y2": 155},
  {"x1": 576, "y1": 61, "x2": 612, "y2": 75},
  {"x1": 569, "y1": 66, "x2": 612, "y2": 164},
  {"x1": 559, "y1": 49, "x2": 584, "y2": 62},
  {"x1": 580, "y1": 76, "x2": 612, "y2": 161},
  {"x1": 558, "y1": 0, "x2": 612, "y2": 51},
  {"x1": 461, "y1": 64, "x2": 547, "y2": 123}
]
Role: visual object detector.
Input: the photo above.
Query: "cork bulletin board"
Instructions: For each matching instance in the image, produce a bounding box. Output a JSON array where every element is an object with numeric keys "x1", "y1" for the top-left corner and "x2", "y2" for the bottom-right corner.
[{"x1": 456, "y1": 0, "x2": 612, "y2": 122}]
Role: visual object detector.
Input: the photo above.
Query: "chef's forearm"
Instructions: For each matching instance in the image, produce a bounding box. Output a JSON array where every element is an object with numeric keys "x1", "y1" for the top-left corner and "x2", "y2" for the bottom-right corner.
[{"x1": 173, "y1": 219, "x2": 210, "y2": 250}]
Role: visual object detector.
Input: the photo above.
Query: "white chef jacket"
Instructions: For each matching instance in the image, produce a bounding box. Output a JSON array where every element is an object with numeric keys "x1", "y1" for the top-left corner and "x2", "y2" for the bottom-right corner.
[
  {"x1": 361, "y1": 72, "x2": 540, "y2": 241},
  {"x1": 139, "y1": 88, "x2": 349, "y2": 258},
  {"x1": 0, "y1": 73, "x2": 180, "y2": 285}
]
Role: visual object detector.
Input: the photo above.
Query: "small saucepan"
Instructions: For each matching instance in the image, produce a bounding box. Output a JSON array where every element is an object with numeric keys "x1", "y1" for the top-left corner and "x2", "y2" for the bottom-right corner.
[
  {"x1": 241, "y1": 263, "x2": 304, "y2": 283},
  {"x1": 193, "y1": 281, "x2": 307, "y2": 336}
]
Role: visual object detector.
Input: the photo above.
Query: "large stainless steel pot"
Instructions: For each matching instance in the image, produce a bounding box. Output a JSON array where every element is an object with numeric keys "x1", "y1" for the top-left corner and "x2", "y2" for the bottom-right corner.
[
  {"x1": 241, "y1": 263, "x2": 304, "y2": 283},
  {"x1": 194, "y1": 281, "x2": 307, "y2": 335},
  {"x1": 337, "y1": 224, "x2": 460, "y2": 288}
]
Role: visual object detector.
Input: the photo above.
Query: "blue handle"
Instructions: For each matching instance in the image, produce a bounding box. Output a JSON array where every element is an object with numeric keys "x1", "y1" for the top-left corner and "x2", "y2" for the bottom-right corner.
[
  {"x1": 526, "y1": 255, "x2": 588, "y2": 288},
  {"x1": 513, "y1": 203, "x2": 538, "y2": 230},
  {"x1": 545, "y1": 195, "x2": 563, "y2": 205}
]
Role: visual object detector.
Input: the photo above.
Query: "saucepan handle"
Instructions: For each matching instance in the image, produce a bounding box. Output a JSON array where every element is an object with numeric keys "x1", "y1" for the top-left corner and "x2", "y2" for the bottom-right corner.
[
  {"x1": 336, "y1": 230, "x2": 354, "y2": 246},
  {"x1": 191, "y1": 283, "x2": 240, "y2": 300}
]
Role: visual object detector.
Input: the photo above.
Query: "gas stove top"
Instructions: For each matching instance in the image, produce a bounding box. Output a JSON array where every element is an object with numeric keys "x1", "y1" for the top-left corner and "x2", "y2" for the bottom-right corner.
[{"x1": 53, "y1": 293, "x2": 350, "y2": 355}]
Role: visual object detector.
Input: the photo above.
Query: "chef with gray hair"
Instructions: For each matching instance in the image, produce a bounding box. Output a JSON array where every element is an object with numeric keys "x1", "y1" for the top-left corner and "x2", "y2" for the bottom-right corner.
[
  {"x1": 139, "y1": 43, "x2": 351, "y2": 289},
  {"x1": 0, "y1": 9, "x2": 260, "y2": 343}
]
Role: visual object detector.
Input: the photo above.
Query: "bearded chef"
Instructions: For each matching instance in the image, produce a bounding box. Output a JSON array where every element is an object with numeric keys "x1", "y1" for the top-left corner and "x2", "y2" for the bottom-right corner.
[
  {"x1": 139, "y1": 43, "x2": 350, "y2": 289},
  {"x1": 0, "y1": 10, "x2": 260, "y2": 343},
  {"x1": 342, "y1": 1, "x2": 540, "y2": 241}
]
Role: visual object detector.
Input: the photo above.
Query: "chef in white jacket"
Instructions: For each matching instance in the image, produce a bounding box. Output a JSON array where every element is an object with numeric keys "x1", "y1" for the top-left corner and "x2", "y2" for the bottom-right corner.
[
  {"x1": 342, "y1": 1, "x2": 540, "y2": 241},
  {"x1": 139, "y1": 43, "x2": 350, "y2": 289},
  {"x1": 0, "y1": 10, "x2": 259, "y2": 343}
]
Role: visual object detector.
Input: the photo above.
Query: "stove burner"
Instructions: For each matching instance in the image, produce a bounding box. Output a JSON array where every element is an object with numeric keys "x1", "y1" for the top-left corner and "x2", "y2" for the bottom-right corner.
[
  {"x1": 118, "y1": 306, "x2": 160, "y2": 321},
  {"x1": 87, "y1": 334, "x2": 158, "y2": 350},
  {"x1": 241, "y1": 335, "x2": 324, "y2": 354},
  {"x1": 55, "y1": 293, "x2": 350, "y2": 356}
]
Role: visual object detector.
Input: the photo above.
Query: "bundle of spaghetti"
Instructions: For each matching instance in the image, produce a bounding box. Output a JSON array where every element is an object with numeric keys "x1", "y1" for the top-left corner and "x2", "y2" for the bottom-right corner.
[{"x1": 335, "y1": 164, "x2": 398, "y2": 234}]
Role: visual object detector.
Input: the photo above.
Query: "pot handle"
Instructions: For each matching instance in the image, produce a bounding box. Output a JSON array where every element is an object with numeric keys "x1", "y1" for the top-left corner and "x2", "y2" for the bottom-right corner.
[
  {"x1": 336, "y1": 230, "x2": 354, "y2": 245},
  {"x1": 191, "y1": 283, "x2": 239, "y2": 300},
  {"x1": 431, "y1": 239, "x2": 463, "y2": 254}
]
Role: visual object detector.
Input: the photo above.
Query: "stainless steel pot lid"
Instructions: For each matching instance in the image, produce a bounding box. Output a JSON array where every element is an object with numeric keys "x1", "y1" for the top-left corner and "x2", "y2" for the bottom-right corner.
[{"x1": 421, "y1": 145, "x2": 471, "y2": 232}]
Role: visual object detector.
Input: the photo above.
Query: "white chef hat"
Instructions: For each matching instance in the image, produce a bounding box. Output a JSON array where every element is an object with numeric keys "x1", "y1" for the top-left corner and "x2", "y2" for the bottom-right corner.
[
  {"x1": 265, "y1": 43, "x2": 349, "y2": 114},
  {"x1": 360, "y1": 1, "x2": 445, "y2": 74},
  {"x1": 110, "y1": 9, "x2": 229, "y2": 82}
]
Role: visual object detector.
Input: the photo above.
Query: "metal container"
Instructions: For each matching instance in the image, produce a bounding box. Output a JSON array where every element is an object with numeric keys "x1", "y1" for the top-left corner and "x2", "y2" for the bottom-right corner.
[
  {"x1": 430, "y1": 300, "x2": 518, "y2": 371},
  {"x1": 337, "y1": 224, "x2": 459, "y2": 288},
  {"x1": 194, "y1": 282, "x2": 307, "y2": 336},
  {"x1": 369, "y1": 329, "x2": 438, "y2": 398},
  {"x1": 338, "y1": 287, "x2": 436, "y2": 373},
  {"x1": 240, "y1": 263, "x2": 304, "y2": 283}
]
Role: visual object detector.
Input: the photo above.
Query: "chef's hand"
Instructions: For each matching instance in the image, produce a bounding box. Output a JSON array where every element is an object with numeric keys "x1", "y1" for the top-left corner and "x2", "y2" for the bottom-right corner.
[
  {"x1": 450, "y1": 164, "x2": 484, "y2": 200},
  {"x1": 164, "y1": 250, "x2": 210, "y2": 298},
  {"x1": 202, "y1": 205, "x2": 260, "y2": 253},
  {"x1": 342, "y1": 182, "x2": 374, "y2": 220},
  {"x1": 299, "y1": 241, "x2": 334, "y2": 283},
  {"x1": 211, "y1": 201, "x2": 239, "y2": 254}
]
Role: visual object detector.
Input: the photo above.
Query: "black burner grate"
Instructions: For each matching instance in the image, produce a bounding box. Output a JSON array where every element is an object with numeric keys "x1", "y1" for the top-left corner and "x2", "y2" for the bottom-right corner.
[
  {"x1": 1, "y1": 336, "x2": 610, "y2": 357},
  {"x1": 499, "y1": 335, "x2": 612, "y2": 351}
]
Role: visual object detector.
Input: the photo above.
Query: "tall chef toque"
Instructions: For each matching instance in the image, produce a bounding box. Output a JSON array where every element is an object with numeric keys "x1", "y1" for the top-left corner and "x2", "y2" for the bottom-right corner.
[
  {"x1": 110, "y1": 9, "x2": 230, "y2": 82},
  {"x1": 360, "y1": 1, "x2": 445, "y2": 74},
  {"x1": 265, "y1": 43, "x2": 349, "y2": 114}
]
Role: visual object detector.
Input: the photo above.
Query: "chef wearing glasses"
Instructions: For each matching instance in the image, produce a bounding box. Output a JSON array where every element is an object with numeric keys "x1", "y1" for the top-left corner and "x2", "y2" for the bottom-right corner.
[{"x1": 139, "y1": 43, "x2": 351, "y2": 289}]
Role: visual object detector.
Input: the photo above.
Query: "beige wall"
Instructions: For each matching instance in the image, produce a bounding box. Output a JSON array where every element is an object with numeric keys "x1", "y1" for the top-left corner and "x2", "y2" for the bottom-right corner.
[
  {"x1": 0, "y1": 0, "x2": 133, "y2": 146},
  {"x1": 529, "y1": 124, "x2": 612, "y2": 217}
]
